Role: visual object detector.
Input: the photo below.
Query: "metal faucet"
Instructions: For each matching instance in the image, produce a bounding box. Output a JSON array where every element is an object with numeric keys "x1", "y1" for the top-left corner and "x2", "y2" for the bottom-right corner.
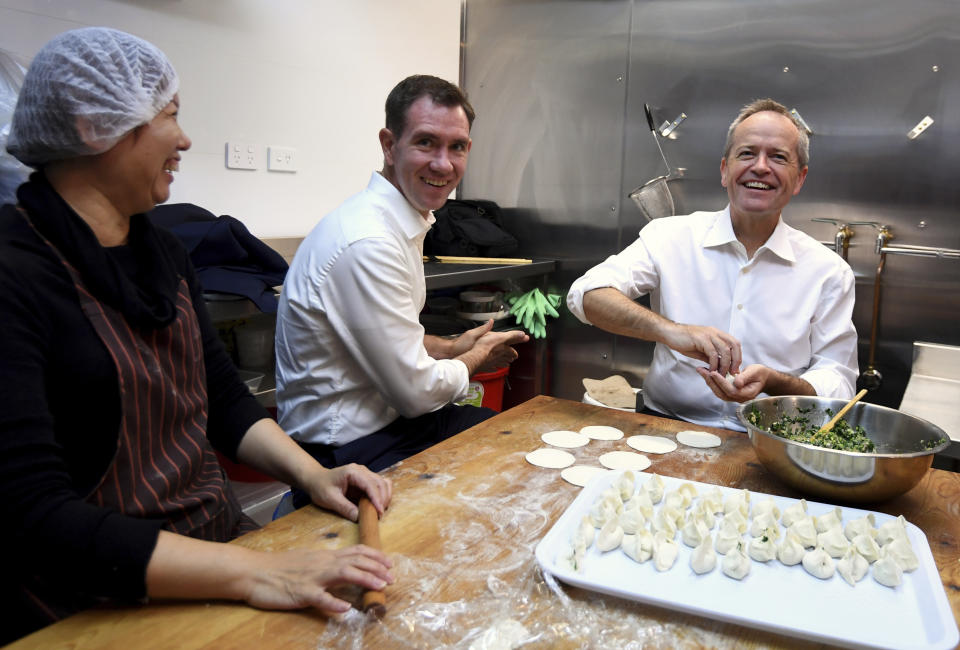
[
  {"x1": 812, "y1": 218, "x2": 854, "y2": 260},
  {"x1": 848, "y1": 222, "x2": 895, "y2": 390}
]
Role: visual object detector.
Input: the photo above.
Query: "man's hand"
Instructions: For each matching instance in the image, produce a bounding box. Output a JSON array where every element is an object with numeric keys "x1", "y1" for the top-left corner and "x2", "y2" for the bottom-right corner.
[
  {"x1": 663, "y1": 323, "x2": 742, "y2": 377},
  {"x1": 447, "y1": 319, "x2": 496, "y2": 357},
  {"x1": 696, "y1": 363, "x2": 816, "y2": 402},
  {"x1": 454, "y1": 323, "x2": 528, "y2": 376},
  {"x1": 697, "y1": 364, "x2": 767, "y2": 403},
  {"x1": 304, "y1": 463, "x2": 393, "y2": 521}
]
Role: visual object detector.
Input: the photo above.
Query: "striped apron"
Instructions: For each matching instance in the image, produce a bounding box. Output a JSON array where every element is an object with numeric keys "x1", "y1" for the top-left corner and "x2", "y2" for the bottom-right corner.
[{"x1": 19, "y1": 209, "x2": 253, "y2": 625}]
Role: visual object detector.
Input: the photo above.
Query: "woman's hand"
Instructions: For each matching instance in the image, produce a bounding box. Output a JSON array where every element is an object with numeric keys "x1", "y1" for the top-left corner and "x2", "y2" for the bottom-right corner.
[
  {"x1": 242, "y1": 545, "x2": 394, "y2": 614},
  {"x1": 305, "y1": 463, "x2": 393, "y2": 521}
]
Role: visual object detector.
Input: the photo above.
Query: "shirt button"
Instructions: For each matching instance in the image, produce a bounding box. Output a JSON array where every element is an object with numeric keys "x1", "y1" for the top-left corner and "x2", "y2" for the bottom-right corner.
[{"x1": 737, "y1": 304, "x2": 743, "y2": 310}]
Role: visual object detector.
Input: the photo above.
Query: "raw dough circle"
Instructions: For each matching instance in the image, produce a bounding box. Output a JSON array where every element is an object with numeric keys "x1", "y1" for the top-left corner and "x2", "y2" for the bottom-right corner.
[
  {"x1": 541, "y1": 430, "x2": 589, "y2": 448},
  {"x1": 626, "y1": 434, "x2": 678, "y2": 454},
  {"x1": 676, "y1": 430, "x2": 722, "y2": 448},
  {"x1": 525, "y1": 448, "x2": 576, "y2": 469},
  {"x1": 560, "y1": 465, "x2": 608, "y2": 487},
  {"x1": 579, "y1": 425, "x2": 624, "y2": 441},
  {"x1": 598, "y1": 450, "x2": 651, "y2": 471}
]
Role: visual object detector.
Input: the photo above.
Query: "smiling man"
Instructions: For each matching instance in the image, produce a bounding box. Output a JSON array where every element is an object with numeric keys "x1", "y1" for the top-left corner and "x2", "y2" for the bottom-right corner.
[
  {"x1": 275, "y1": 76, "x2": 527, "y2": 485},
  {"x1": 567, "y1": 98, "x2": 857, "y2": 431}
]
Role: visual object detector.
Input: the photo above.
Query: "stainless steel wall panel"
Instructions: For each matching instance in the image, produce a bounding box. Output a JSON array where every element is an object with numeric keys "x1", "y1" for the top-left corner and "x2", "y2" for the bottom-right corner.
[{"x1": 462, "y1": 0, "x2": 960, "y2": 406}]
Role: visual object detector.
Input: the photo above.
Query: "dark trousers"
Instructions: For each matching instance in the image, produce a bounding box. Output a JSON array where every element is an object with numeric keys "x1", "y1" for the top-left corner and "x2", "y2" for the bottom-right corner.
[{"x1": 292, "y1": 403, "x2": 495, "y2": 508}]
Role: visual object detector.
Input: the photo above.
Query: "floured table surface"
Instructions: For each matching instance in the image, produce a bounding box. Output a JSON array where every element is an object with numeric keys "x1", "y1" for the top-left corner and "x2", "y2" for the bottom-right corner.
[{"x1": 10, "y1": 396, "x2": 960, "y2": 650}]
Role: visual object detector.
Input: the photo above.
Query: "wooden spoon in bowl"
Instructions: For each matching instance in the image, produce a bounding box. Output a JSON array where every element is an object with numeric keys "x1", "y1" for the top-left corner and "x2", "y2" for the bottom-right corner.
[{"x1": 818, "y1": 388, "x2": 868, "y2": 434}]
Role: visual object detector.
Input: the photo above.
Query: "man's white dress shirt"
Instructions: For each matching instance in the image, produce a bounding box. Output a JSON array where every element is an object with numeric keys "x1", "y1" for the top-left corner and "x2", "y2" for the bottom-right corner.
[
  {"x1": 275, "y1": 172, "x2": 469, "y2": 445},
  {"x1": 567, "y1": 206, "x2": 858, "y2": 431}
]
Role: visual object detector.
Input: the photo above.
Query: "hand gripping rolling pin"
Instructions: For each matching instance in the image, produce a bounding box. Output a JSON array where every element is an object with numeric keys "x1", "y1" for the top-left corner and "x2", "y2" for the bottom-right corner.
[{"x1": 358, "y1": 497, "x2": 387, "y2": 617}]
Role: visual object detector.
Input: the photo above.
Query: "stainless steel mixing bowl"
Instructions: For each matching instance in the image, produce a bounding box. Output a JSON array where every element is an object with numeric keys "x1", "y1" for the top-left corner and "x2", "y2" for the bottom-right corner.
[{"x1": 736, "y1": 396, "x2": 950, "y2": 503}]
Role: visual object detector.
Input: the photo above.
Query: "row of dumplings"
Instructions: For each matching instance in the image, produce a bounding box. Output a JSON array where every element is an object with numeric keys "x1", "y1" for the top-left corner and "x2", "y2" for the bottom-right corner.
[{"x1": 557, "y1": 471, "x2": 918, "y2": 587}]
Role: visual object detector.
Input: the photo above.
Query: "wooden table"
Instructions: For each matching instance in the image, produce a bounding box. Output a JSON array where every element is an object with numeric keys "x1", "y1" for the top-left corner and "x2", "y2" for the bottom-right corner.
[{"x1": 11, "y1": 396, "x2": 960, "y2": 649}]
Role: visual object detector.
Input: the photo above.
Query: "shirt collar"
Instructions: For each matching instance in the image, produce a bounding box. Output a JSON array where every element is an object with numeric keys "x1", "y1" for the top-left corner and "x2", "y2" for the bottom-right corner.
[
  {"x1": 702, "y1": 204, "x2": 796, "y2": 263},
  {"x1": 367, "y1": 171, "x2": 435, "y2": 240}
]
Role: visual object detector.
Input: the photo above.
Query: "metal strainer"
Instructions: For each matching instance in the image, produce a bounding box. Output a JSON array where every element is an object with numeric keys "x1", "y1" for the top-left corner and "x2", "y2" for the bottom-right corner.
[{"x1": 628, "y1": 103, "x2": 681, "y2": 222}]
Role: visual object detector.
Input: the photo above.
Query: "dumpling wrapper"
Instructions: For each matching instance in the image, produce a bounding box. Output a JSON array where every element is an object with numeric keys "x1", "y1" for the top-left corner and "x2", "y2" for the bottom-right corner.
[
  {"x1": 598, "y1": 451, "x2": 652, "y2": 472},
  {"x1": 676, "y1": 430, "x2": 722, "y2": 448},
  {"x1": 626, "y1": 435, "x2": 678, "y2": 454},
  {"x1": 541, "y1": 430, "x2": 590, "y2": 448},
  {"x1": 560, "y1": 465, "x2": 608, "y2": 487},
  {"x1": 525, "y1": 448, "x2": 575, "y2": 469},
  {"x1": 583, "y1": 375, "x2": 637, "y2": 409},
  {"x1": 579, "y1": 425, "x2": 624, "y2": 441}
]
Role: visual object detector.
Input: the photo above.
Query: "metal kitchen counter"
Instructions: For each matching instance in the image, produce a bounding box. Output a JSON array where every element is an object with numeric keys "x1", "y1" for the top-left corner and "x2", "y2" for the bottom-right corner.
[
  {"x1": 423, "y1": 258, "x2": 556, "y2": 290},
  {"x1": 899, "y1": 341, "x2": 960, "y2": 461}
]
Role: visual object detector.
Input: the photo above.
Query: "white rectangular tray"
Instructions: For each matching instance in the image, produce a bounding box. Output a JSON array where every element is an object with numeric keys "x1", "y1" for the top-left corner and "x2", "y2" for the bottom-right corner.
[{"x1": 535, "y1": 471, "x2": 958, "y2": 650}]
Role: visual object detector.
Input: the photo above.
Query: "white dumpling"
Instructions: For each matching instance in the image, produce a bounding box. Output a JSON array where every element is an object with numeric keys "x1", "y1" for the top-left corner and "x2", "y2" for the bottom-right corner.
[
  {"x1": 619, "y1": 503, "x2": 647, "y2": 535},
  {"x1": 596, "y1": 519, "x2": 625, "y2": 552},
  {"x1": 652, "y1": 507, "x2": 680, "y2": 538},
  {"x1": 748, "y1": 511, "x2": 781, "y2": 540},
  {"x1": 723, "y1": 489, "x2": 750, "y2": 517},
  {"x1": 615, "y1": 470, "x2": 636, "y2": 501},
  {"x1": 662, "y1": 490, "x2": 685, "y2": 511},
  {"x1": 721, "y1": 509, "x2": 748, "y2": 535},
  {"x1": 837, "y1": 548, "x2": 869, "y2": 586},
  {"x1": 873, "y1": 553, "x2": 903, "y2": 587},
  {"x1": 877, "y1": 515, "x2": 909, "y2": 546},
  {"x1": 643, "y1": 473, "x2": 665, "y2": 504},
  {"x1": 802, "y1": 546, "x2": 836, "y2": 580},
  {"x1": 780, "y1": 498, "x2": 808, "y2": 527},
  {"x1": 883, "y1": 537, "x2": 919, "y2": 572},
  {"x1": 747, "y1": 533, "x2": 778, "y2": 562},
  {"x1": 690, "y1": 535, "x2": 717, "y2": 574},
  {"x1": 721, "y1": 542, "x2": 751, "y2": 580},
  {"x1": 701, "y1": 487, "x2": 725, "y2": 515},
  {"x1": 626, "y1": 490, "x2": 655, "y2": 520},
  {"x1": 814, "y1": 506, "x2": 843, "y2": 533},
  {"x1": 556, "y1": 543, "x2": 583, "y2": 572},
  {"x1": 843, "y1": 513, "x2": 876, "y2": 541},
  {"x1": 573, "y1": 515, "x2": 595, "y2": 549},
  {"x1": 715, "y1": 517, "x2": 742, "y2": 555},
  {"x1": 851, "y1": 532, "x2": 881, "y2": 563},
  {"x1": 787, "y1": 515, "x2": 818, "y2": 548},
  {"x1": 681, "y1": 516, "x2": 711, "y2": 548},
  {"x1": 776, "y1": 532, "x2": 806, "y2": 566},
  {"x1": 622, "y1": 528, "x2": 654, "y2": 563},
  {"x1": 817, "y1": 526, "x2": 851, "y2": 558},
  {"x1": 678, "y1": 482, "x2": 698, "y2": 506},
  {"x1": 751, "y1": 497, "x2": 781, "y2": 521},
  {"x1": 691, "y1": 500, "x2": 718, "y2": 530},
  {"x1": 652, "y1": 531, "x2": 679, "y2": 571},
  {"x1": 600, "y1": 487, "x2": 624, "y2": 506},
  {"x1": 589, "y1": 497, "x2": 619, "y2": 528}
]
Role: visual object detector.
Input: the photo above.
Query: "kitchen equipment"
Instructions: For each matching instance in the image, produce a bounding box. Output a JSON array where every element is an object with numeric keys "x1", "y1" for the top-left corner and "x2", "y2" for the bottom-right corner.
[
  {"x1": 235, "y1": 369, "x2": 264, "y2": 393},
  {"x1": 737, "y1": 395, "x2": 949, "y2": 502},
  {"x1": 423, "y1": 255, "x2": 533, "y2": 264},
  {"x1": 628, "y1": 104, "x2": 683, "y2": 222},
  {"x1": 459, "y1": 290, "x2": 500, "y2": 314},
  {"x1": 358, "y1": 497, "x2": 386, "y2": 617},
  {"x1": 536, "y1": 471, "x2": 958, "y2": 650}
]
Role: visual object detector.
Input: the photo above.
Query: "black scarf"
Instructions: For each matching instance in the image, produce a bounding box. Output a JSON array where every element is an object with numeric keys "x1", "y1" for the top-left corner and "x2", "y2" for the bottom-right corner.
[{"x1": 17, "y1": 173, "x2": 180, "y2": 329}]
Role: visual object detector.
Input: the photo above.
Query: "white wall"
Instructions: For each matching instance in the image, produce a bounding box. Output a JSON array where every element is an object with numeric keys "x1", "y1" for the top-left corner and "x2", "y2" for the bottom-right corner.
[{"x1": 0, "y1": 0, "x2": 461, "y2": 236}]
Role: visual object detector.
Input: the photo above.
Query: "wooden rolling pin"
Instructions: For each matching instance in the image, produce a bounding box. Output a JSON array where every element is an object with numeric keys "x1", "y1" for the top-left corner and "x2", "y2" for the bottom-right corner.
[{"x1": 357, "y1": 497, "x2": 387, "y2": 617}]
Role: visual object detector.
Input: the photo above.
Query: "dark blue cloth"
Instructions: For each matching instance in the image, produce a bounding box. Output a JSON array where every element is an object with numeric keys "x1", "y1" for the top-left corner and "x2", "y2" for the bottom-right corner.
[{"x1": 148, "y1": 203, "x2": 288, "y2": 313}]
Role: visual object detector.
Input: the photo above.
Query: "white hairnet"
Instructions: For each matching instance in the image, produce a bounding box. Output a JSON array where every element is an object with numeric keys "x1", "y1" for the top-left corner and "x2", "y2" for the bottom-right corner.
[{"x1": 7, "y1": 27, "x2": 179, "y2": 167}]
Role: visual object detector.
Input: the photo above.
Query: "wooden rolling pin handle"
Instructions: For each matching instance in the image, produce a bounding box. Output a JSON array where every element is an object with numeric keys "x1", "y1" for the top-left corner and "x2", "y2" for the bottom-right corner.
[{"x1": 357, "y1": 497, "x2": 387, "y2": 617}]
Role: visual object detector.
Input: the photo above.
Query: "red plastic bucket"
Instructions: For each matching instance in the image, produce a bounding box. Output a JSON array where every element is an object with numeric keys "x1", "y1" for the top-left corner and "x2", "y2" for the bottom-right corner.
[{"x1": 469, "y1": 366, "x2": 509, "y2": 412}]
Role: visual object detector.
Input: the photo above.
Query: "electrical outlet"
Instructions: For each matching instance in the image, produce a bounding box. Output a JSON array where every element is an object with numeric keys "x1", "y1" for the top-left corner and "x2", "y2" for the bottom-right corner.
[
  {"x1": 267, "y1": 146, "x2": 298, "y2": 173},
  {"x1": 225, "y1": 141, "x2": 258, "y2": 170},
  {"x1": 907, "y1": 116, "x2": 934, "y2": 140}
]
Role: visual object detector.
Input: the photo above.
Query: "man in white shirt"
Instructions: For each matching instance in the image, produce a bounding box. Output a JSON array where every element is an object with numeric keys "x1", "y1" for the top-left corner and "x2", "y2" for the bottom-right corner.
[
  {"x1": 276, "y1": 75, "x2": 527, "y2": 477},
  {"x1": 567, "y1": 98, "x2": 857, "y2": 431}
]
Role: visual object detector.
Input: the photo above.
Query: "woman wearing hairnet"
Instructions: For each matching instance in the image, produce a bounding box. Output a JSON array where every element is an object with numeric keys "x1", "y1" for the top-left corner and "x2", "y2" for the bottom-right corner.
[{"x1": 0, "y1": 28, "x2": 393, "y2": 642}]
